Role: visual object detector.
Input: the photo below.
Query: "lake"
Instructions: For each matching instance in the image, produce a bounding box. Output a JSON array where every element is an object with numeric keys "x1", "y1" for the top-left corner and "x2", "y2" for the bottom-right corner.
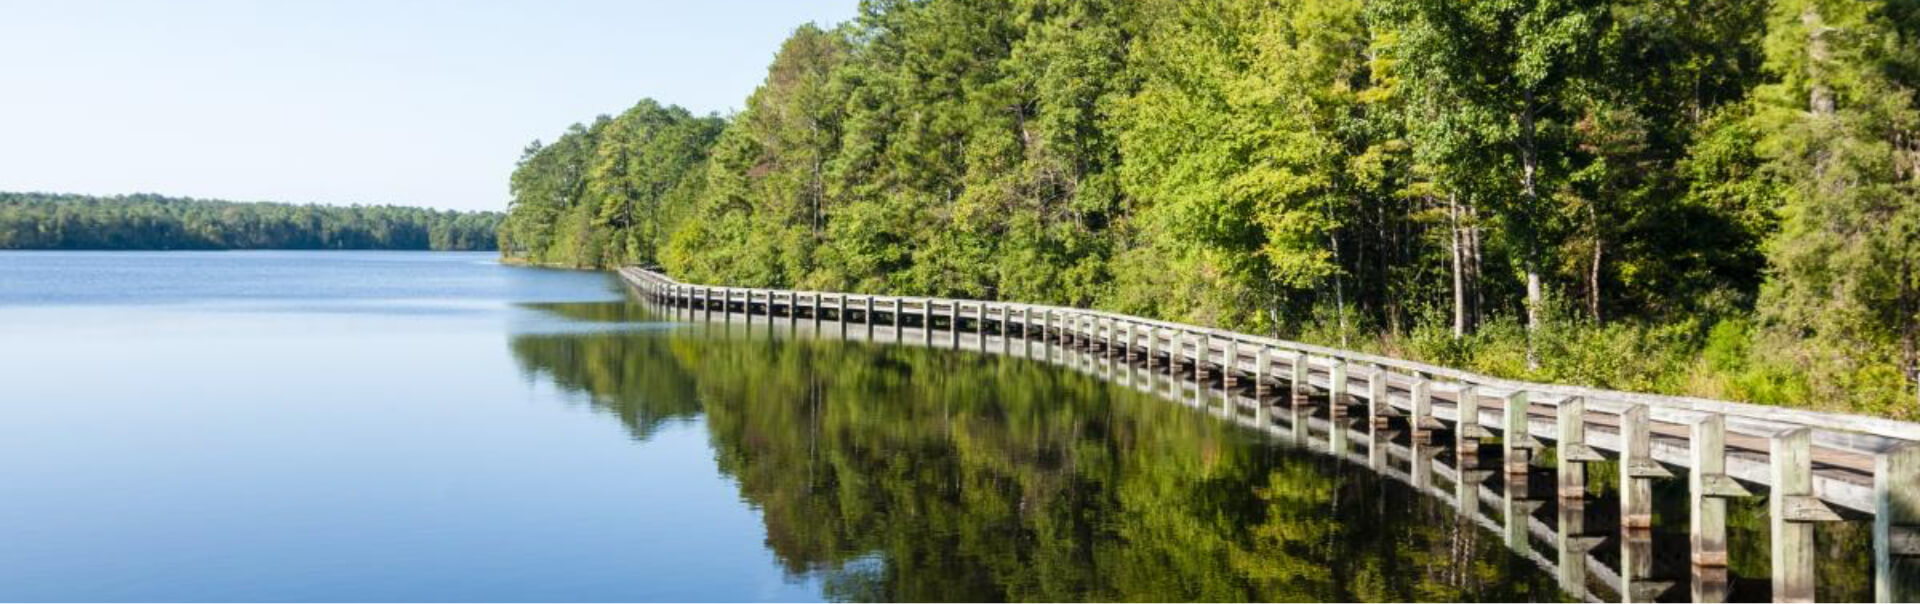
[{"x1": 0, "y1": 250, "x2": 1764, "y2": 601}]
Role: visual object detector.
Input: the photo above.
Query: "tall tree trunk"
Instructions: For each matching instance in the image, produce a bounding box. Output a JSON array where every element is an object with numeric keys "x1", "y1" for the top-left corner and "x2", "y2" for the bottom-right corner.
[
  {"x1": 1520, "y1": 89, "x2": 1544, "y2": 370},
  {"x1": 1328, "y1": 198, "x2": 1349, "y2": 347},
  {"x1": 1450, "y1": 193, "x2": 1467, "y2": 338},
  {"x1": 1588, "y1": 203, "x2": 1603, "y2": 323},
  {"x1": 1468, "y1": 199, "x2": 1484, "y2": 331}
]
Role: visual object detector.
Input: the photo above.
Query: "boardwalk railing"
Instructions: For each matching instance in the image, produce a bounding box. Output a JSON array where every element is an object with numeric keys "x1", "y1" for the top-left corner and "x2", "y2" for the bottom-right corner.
[{"x1": 620, "y1": 266, "x2": 1920, "y2": 603}]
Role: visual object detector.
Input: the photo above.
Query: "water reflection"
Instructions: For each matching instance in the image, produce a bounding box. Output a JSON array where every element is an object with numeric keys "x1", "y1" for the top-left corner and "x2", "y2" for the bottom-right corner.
[{"x1": 510, "y1": 302, "x2": 1570, "y2": 602}]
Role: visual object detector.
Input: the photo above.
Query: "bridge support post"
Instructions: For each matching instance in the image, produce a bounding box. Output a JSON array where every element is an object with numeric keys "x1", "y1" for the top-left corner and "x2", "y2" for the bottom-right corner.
[
  {"x1": 1620, "y1": 407, "x2": 1677, "y2": 602},
  {"x1": 1327, "y1": 361, "x2": 1348, "y2": 419},
  {"x1": 1875, "y1": 443, "x2": 1920, "y2": 603},
  {"x1": 1621, "y1": 404, "x2": 1672, "y2": 530},
  {"x1": 1136, "y1": 325, "x2": 1152, "y2": 370},
  {"x1": 1195, "y1": 333, "x2": 1207, "y2": 384},
  {"x1": 1557, "y1": 396, "x2": 1599, "y2": 499},
  {"x1": 1772, "y1": 427, "x2": 1842, "y2": 603},
  {"x1": 1504, "y1": 391, "x2": 1536, "y2": 474},
  {"x1": 1411, "y1": 379, "x2": 1439, "y2": 444},
  {"x1": 1254, "y1": 348, "x2": 1271, "y2": 399},
  {"x1": 1690, "y1": 414, "x2": 1746, "y2": 569},
  {"x1": 1457, "y1": 385, "x2": 1483, "y2": 459},
  {"x1": 1222, "y1": 339, "x2": 1237, "y2": 389},
  {"x1": 1290, "y1": 353, "x2": 1310, "y2": 409},
  {"x1": 862, "y1": 296, "x2": 874, "y2": 337},
  {"x1": 1368, "y1": 368, "x2": 1391, "y2": 429}
]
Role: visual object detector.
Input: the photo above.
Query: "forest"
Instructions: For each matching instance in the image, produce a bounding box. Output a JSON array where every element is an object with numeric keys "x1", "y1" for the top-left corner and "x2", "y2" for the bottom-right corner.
[
  {"x1": 498, "y1": 0, "x2": 1920, "y2": 417},
  {"x1": 1, "y1": 192, "x2": 500, "y2": 251}
]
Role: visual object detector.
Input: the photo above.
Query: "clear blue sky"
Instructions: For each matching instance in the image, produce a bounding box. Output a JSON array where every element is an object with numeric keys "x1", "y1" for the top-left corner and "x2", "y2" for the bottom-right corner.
[{"x1": 0, "y1": 0, "x2": 861, "y2": 211}]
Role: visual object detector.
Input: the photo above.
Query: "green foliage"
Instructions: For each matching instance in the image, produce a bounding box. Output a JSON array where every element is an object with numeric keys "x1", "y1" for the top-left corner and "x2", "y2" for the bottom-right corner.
[
  {"x1": 501, "y1": 0, "x2": 1920, "y2": 416},
  {"x1": 0, "y1": 192, "x2": 499, "y2": 251}
]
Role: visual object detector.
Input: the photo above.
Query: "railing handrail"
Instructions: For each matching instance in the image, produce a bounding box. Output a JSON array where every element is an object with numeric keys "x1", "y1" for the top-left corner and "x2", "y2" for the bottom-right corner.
[{"x1": 622, "y1": 267, "x2": 1920, "y2": 451}]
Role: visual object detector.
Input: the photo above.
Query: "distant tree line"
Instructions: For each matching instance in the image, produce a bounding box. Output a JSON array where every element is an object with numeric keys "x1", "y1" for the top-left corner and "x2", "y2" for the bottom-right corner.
[
  {"x1": 501, "y1": 0, "x2": 1920, "y2": 416},
  {"x1": 1, "y1": 192, "x2": 500, "y2": 251}
]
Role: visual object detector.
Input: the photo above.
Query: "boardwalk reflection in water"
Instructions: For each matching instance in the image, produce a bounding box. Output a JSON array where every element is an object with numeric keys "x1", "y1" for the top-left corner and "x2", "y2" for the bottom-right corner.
[{"x1": 511, "y1": 299, "x2": 1876, "y2": 602}]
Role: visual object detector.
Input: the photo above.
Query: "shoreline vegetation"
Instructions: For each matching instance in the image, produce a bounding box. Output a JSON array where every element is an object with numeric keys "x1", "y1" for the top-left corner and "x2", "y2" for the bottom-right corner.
[
  {"x1": 0, "y1": 192, "x2": 500, "y2": 251},
  {"x1": 497, "y1": 0, "x2": 1919, "y2": 419}
]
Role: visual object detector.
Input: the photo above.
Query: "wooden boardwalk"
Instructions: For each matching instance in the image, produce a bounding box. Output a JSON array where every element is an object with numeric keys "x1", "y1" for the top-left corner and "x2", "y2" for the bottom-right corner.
[{"x1": 621, "y1": 267, "x2": 1920, "y2": 603}]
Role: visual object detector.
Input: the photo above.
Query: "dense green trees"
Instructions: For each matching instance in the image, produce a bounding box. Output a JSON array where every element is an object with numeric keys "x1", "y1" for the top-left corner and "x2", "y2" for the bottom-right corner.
[
  {"x1": 498, "y1": 102, "x2": 723, "y2": 268},
  {"x1": 0, "y1": 192, "x2": 499, "y2": 251},
  {"x1": 503, "y1": 0, "x2": 1920, "y2": 416}
]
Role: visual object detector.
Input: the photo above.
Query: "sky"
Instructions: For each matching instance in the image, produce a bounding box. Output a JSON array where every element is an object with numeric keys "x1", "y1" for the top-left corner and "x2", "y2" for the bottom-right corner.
[{"x1": 0, "y1": 0, "x2": 861, "y2": 212}]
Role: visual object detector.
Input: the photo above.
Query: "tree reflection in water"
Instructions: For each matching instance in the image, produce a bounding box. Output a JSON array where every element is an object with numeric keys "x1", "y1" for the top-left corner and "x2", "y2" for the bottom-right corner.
[{"x1": 509, "y1": 302, "x2": 1577, "y2": 602}]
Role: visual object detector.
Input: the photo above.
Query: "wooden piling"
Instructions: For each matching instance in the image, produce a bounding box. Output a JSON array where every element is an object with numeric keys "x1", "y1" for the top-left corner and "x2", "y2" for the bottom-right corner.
[
  {"x1": 1621, "y1": 404, "x2": 1672, "y2": 530},
  {"x1": 1195, "y1": 333, "x2": 1207, "y2": 384},
  {"x1": 1690, "y1": 414, "x2": 1746, "y2": 567},
  {"x1": 1504, "y1": 391, "x2": 1537, "y2": 474},
  {"x1": 1254, "y1": 348, "x2": 1270, "y2": 398},
  {"x1": 1772, "y1": 427, "x2": 1841, "y2": 603},
  {"x1": 1876, "y1": 443, "x2": 1920, "y2": 603},
  {"x1": 1290, "y1": 353, "x2": 1310, "y2": 408},
  {"x1": 1328, "y1": 361, "x2": 1348, "y2": 419},
  {"x1": 1368, "y1": 368, "x2": 1390, "y2": 429},
  {"x1": 1557, "y1": 396, "x2": 1599, "y2": 499},
  {"x1": 1222, "y1": 338, "x2": 1237, "y2": 389},
  {"x1": 1457, "y1": 385, "x2": 1483, "y2": 458},
  {"x1": 1411, "y1": 379, "x2": 1439, "y2": 443}
]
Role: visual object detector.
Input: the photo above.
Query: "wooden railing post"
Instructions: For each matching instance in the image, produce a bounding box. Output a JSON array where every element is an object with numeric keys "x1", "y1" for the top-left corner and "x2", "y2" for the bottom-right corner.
[
  {"x1": 1411, "y1": 378, "x2": 1443, "y2": 443},
  {"x1": 1368, "y1": 367, "x2": 1393, "y2": 429},
  {"x1": 1690, "y1": 413, "x2": 1747, "y2": 604},
  {"x1": 1457, "y1": 385, "x2": 1486, "y2": 458},
  {"x1": 1622, "y1": 404, "x2": 1674, "y2": 531},
  {"x1": 1327, "y1": 360, "x2": 1348, "y2": 419},
  {"x1": 1875, "y1": 443, "x2": 1920, "y2": 603},
  {"x1": 1557, "y1": 396, "x2": 1602, "y2": 499},
  {"x1": 1772, "y1": 427, "x2": 1842, "y2": 603},
  {"x1": 1504, "y1": 391, "x2": 1538, "y2": 474},
  {"x1": 1222, "y1": 338, "x2": 1238, "y2": 389},
  {"x1": 1194, "y1": 332, "x2": 1206, "y2": 384},
  {"x1": 1290, "y1": 353, "x2": 1310, "y2": 409}
]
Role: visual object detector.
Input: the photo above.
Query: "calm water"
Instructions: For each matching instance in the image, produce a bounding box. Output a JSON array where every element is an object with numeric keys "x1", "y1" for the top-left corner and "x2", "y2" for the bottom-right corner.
[{"x1": 1, "y1": 251, "x2": 1611, "y2": 601}]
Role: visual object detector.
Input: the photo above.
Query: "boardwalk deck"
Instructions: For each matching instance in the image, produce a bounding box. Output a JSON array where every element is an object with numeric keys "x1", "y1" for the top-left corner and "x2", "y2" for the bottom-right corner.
[{"x1": 622, "y1": 267, "x2": 1920, "y2": 603}]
